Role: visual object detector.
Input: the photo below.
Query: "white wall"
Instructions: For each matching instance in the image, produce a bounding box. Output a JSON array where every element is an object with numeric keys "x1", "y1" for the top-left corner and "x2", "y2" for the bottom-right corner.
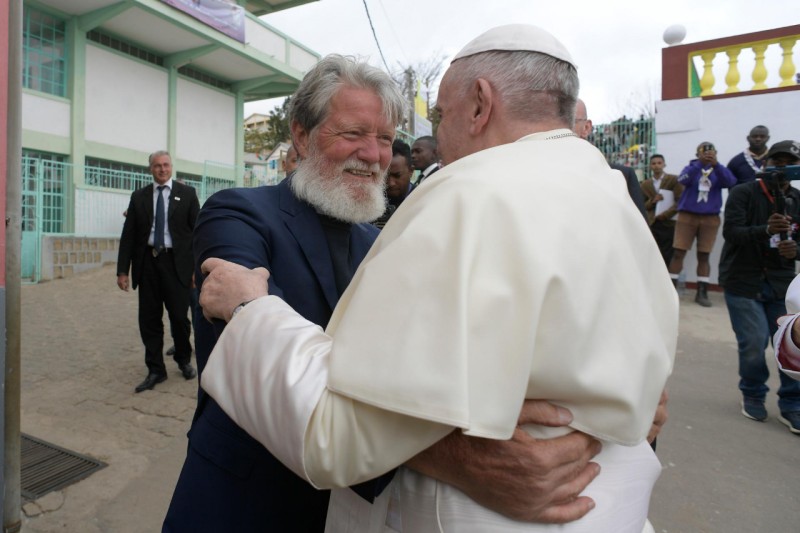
[
  {"x1": 74, "y1": 188, "x2": 130, "y2": 236},
  {"x1": 84, "y1": 45, "x2": 168, "y2": 153},
  {"x1": 21, "y1": 92, "x2": 70, "y2": 137},
  {"x1": 655, "y1": 90, "x2": 800, "y2": 284},
  {"x1": 175, "y1": 78, "x2": 235, "y2": 165},
  {"x1": 245, "y1": 18, "x2": 286, "y2": 58}
]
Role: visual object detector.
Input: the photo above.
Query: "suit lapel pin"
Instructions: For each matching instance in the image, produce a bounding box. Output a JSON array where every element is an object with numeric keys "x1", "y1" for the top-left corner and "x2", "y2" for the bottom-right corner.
[{"x1": 175, "y1": 197, "x2": 181, "y2": 201}]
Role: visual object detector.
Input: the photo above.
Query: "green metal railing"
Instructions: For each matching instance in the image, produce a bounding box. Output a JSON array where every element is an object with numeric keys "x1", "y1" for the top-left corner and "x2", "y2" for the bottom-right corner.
[
  {"x1": 588, "y1": 117, "x2": 656, "y2": 180},
  {"x1": 21, "y1": 158, "x2": 267, "y2": 282}
]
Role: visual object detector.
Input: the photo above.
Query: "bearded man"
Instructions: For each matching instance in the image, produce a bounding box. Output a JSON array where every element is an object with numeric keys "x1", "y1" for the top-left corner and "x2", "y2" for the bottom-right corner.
[{"x1": 164, "y1": 54, "x2": 602, "y2": 532}]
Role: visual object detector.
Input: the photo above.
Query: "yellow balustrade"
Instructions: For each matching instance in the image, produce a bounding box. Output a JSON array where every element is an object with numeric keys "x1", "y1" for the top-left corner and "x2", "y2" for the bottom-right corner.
[{"x1": 689, "y1": 35, "x2": 797, "y2": 96}]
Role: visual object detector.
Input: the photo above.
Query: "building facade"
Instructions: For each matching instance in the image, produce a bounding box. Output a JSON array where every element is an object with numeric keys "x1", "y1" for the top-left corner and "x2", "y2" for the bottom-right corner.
[{"x1": 21, "y1": 0, "x2": 319, "y2": 281}]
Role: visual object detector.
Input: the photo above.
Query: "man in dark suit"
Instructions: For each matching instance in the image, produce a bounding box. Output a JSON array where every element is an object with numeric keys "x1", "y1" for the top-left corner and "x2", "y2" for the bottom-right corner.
[
  {"x1": 411, "y1": 135, "x2": 441, "y2": 185},
  {"x1": 163, "y1": 55, "x2": 603, "y2": 532},
  {"x1": 117, "y1": 151, "x2": 199, "y2": 393}
]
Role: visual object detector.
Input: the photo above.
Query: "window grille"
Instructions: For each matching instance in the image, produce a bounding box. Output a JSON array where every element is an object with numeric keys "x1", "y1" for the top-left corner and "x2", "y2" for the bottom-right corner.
[
  {"x1": 23, "y1": 7, "x2": 67, "y2": 97},
  {"x1": 86, "y1": 30, "x2": 164, "y2": 67},
  {"x1": 178, "y1": 66, "x2": 232, "y2": 91},
  {"x1": 84, "y1": 157, "x2": 151, "y2": 191},
  {"x1": 22, "y1": 151, "x2": 67, "y2": 234}
]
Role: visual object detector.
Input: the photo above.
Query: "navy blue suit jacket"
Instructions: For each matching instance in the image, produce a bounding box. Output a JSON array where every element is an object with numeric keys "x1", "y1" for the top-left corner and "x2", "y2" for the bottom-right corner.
[{"x1": 163, "y1": 179, "x2": 379, "y2": 532}]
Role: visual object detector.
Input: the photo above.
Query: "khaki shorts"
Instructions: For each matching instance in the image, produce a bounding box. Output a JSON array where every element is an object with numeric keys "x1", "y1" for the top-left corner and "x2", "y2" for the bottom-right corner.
[{"x1": 673, "y1": 212, "x2": 720, "y2": 253}]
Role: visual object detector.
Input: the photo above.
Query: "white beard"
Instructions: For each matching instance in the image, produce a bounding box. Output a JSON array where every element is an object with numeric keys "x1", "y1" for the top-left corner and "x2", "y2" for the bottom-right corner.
[{"x1": 290, "y1": 144, "x2": 387, "y2": 224}]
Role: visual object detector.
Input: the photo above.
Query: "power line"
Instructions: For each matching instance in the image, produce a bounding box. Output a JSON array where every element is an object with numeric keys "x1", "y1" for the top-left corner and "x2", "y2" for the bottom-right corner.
[{"x1": 361, "y1": 0, "x2": 390, "y2": 72}]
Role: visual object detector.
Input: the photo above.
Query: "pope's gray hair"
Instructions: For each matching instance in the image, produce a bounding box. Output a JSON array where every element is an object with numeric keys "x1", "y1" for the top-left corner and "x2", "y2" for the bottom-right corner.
[
  {"x1": 449, "y1": 50, "x2": 579, "y2": 126},
  {"x1": 289, "y1": 54, "x2": 407, "y2": 135}
]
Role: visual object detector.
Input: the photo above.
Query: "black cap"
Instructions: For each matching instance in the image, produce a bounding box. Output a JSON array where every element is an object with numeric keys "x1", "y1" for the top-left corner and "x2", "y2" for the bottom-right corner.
[{"x1": 766, "y1": 140, "x2": 800, "y2": 161}]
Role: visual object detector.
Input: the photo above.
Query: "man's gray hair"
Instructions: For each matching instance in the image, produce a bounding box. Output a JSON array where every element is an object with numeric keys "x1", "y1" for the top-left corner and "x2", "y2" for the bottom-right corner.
[
  {"x1": 449, "y1": 50, "x2": 579, "y2": 125},
  {"x1": 149, "y1": 150, "x2": 171, "y2": 165},
  {"x1": 289, "y1": 54, "x2": 407, "y2": 135}
]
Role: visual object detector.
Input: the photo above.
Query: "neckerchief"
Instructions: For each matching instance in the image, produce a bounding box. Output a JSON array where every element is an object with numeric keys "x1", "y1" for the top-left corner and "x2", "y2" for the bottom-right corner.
[
  {"x1": 698, "y1": 167, "x2": 712, "y2": 203},
  {"x1": 744, "y1": 148, "x2": 767, "y2": 174}
]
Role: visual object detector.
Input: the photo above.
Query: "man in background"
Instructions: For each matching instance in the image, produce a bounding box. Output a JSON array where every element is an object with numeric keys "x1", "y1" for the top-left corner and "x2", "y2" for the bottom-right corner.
[
  {"x1": 668, "y1": 142, "x2": 737, "y2": 307},
  {"x1": 373, "y1": 140, "x2": 415, "y2": 228},
  {"x1": 719, "y1": 140, "x2": 800, "y2": 434},
  {"x1": 641, "y1": 154, "x2": 683, "y2": 266},
  {"x1": 117, "y1": 151, "x2": 199, "y2": 393},
  {"x1": 411, "y1": 135, "x2": 440, "y2": 185},
  {"x1": 727, "y1": 125, "x2": 770, "y2": 186},
  {"x1": 283, "y1": 143, "x2": 299, "y2": 175}
]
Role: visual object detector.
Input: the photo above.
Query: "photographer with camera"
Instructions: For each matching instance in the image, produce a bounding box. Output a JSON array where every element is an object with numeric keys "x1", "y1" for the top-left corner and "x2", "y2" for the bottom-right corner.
[
  {"x1": 668, "y1": 142, "x2": 737, "y2": 306},
  {"x1": 719, "y1": 140, "x2": 800, "y2": 434}
]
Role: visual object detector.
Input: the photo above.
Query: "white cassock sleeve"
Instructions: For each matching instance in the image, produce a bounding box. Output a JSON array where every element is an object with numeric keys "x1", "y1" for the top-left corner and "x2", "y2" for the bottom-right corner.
[
  {"x1": 773, "y1": 275, "x2": 800, "y2": 381},
  {"x1": 201, "y1": 296, "x2": 453, "y2": 489}
]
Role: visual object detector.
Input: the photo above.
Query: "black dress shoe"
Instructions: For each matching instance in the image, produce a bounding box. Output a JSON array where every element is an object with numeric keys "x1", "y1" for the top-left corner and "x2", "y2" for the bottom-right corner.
[
  {"x1": 179, "y1": 363, "x2": 197, "y2": 380},
  {"x1": 166, "y1": 345, "x2": 176, "y2": 356},
  {"x1": 135, "y1": 373, "x2": 167, "y2": 393}
]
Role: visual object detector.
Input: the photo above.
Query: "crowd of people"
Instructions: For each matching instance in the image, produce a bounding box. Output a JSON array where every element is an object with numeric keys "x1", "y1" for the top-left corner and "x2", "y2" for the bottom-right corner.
[
  {"x1": 112, "y1": 21, "x2": 800, "y2": 533},
  {"x1": 635, "y1": 129, "x2": 800, "y2": 433}
]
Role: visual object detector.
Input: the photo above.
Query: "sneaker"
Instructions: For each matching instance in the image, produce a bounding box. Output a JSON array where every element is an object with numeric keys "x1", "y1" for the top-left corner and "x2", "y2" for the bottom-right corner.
[
  {"x1": 778, "y1": 411, "x2": 800, "y2": 435},
  {"x1": 741, "y1": 397, "x2": 767, "y2": 421}
]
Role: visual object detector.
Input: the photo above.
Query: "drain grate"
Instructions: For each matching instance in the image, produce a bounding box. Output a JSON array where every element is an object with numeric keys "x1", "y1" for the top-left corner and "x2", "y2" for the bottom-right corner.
[{"x1": 21, "y1": 433, "x2": 107, "y2": 501}]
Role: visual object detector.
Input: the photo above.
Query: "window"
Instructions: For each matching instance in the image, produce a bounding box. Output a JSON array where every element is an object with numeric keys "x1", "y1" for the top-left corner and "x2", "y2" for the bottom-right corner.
[
  {"x1": 23, "y1": 7, "x2": 67, "y2": 97},
  {"x1": 85, "y1": 157, "x2": 151, "y2": 191}
]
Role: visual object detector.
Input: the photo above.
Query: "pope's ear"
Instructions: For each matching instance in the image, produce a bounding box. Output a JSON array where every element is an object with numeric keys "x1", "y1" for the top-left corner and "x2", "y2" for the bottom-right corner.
[
  {"x1": 291, "y1": 121, "x2": 310, "y2": 159},
  {"x1": 468, "y1": 78, "x2": 493, "y2": 135}
]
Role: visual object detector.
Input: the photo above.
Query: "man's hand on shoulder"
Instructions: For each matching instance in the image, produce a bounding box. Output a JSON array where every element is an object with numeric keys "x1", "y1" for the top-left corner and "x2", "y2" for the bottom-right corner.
[{"x1": 406, "y1": 400, "x2": 601, "y2": 523}]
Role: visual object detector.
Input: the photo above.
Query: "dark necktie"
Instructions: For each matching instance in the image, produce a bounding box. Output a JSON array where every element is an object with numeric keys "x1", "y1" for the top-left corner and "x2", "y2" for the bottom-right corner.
[{"x1": 154, "y1": 185, "x2": 166, "y2": 253}]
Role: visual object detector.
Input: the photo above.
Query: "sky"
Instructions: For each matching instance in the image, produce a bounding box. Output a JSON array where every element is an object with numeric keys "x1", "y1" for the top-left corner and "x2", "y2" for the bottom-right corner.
[{"x1": 245, "y1": 0, "x2": 799, "y2": 123}]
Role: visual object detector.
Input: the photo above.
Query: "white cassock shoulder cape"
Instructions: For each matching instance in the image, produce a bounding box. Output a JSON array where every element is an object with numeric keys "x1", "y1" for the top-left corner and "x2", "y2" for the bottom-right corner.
[{"x1": 202, "y1": 130, "x2": 678, "y2": 491}]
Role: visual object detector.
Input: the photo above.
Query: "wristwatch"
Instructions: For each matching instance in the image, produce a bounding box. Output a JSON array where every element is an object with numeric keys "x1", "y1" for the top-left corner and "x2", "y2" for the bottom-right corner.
[{"x1": 231, "y1": 299, "x2": 254, "y2": 319}]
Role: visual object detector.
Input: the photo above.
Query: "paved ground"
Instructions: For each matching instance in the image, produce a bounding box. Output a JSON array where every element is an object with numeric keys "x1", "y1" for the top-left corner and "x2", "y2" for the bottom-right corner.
[{"x1": 15, "y1": 265, "x2": 799, "y2": 532}]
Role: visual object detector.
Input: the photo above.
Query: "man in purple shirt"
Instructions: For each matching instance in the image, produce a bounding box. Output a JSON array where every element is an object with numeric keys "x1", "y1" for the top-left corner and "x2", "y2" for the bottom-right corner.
[{"x1": 668, "y1": 142, "x2": 737, "y2": 306}]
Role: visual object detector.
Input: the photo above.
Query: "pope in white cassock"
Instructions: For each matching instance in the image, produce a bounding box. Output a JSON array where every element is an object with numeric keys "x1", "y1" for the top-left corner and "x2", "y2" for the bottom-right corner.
[{"x1": 199, "y1": 25, "x2": 678, "y2": 533}]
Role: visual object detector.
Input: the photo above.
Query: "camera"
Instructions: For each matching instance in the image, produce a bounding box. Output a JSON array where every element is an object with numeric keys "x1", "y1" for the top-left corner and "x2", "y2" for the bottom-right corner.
[{"x1": 758, "y1": 165, "x2": 800, "y2": 186}]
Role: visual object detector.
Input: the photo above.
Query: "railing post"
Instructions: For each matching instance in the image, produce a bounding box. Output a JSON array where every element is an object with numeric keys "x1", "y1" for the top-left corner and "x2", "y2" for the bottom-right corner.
[
  {"x1": 700, "y1": 52, "x2": 716, "y2": 96},
  {"x1": 751, "y1": 43, "x2": 769, "y2": 90},
  {"x1": 725, "y1": 48, "x2": 741, "y2": 93},
  {"x1": 778, "y1": 37, "x2": 797, "y2": 87}
]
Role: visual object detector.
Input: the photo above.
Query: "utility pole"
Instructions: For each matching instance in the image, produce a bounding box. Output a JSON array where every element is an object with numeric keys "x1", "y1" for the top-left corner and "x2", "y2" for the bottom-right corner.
[
  {"x1": 3, "y1": 0, "x2": 23, "y2": 530},
  {"x1": 405, "y1": 68, "x2": 414, "y2": 136}
]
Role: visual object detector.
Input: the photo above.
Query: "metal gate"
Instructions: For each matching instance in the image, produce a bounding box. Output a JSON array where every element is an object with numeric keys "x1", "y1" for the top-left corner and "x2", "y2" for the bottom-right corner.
[{"x1": 21, "y1": 156, "x2": 69, "y2": 282}]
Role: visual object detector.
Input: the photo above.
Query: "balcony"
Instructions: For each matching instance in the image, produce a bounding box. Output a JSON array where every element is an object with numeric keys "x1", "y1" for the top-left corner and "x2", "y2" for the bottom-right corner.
[
  {"x1": 34, "y1": 0, "x2": 320, "y2": 101},
  {"x1": 662, "y1": 24, "x2": 798, "y2": 101}
]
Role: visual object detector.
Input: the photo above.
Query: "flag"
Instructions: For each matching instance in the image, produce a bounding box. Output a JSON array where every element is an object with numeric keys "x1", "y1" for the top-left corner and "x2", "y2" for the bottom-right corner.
[{"x1": 415, "y1": 79, "x2": 427, "y2": 118}]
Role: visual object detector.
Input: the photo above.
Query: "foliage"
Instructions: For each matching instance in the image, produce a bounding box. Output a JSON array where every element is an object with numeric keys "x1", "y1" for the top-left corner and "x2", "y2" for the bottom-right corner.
[
  {"x1": 245, "y1": 97, "x2": 293, "y2": 154},
  {"x1": 392, "y1": 54, "x2": 447, "y2": 134}
]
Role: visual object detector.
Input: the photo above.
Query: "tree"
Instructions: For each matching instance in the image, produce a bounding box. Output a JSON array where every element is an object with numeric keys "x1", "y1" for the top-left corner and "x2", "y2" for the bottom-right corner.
[
  {"x1": 263, "y1": 96, "x2": 292, "y2": 150},
  {"x1": 392, "y1": 54, "x2": 447, "y2": 135},
  {"x1": 244, "y1": 97, "x2": 293, "y2": 155}
]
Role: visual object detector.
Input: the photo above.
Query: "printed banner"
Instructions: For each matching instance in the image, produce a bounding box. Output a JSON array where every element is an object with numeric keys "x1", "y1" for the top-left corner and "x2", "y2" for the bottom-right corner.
[{"x1": 161, "y1": 0, "x2": 245, "y2": 43}]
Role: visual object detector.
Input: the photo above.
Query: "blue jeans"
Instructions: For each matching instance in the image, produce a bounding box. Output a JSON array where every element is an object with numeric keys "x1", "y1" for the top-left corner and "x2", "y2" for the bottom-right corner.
[{"x1": 725, "y1": 284, "x2": 800, "y2": 413}]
